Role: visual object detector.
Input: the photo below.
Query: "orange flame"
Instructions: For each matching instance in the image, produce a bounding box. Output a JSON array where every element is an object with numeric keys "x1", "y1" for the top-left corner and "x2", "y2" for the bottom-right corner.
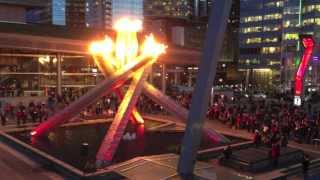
[
  {"x1": 89, "y1": 18, "x2": 166, "y2": 69},
  {"x1": 141, "y1": 34, "x2": 167, "y2": 58}
]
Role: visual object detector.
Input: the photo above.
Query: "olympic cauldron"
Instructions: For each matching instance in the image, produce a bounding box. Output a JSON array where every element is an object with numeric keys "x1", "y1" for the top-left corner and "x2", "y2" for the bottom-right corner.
[{"x1": 31, "y1": 18, "x2": 228, "y2": 166}]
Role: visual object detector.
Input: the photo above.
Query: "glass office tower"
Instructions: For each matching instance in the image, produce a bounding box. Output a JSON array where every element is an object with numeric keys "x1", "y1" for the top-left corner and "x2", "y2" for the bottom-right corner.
[{"x1": 239, "y1": 0, "x2": 320, "y2": 87}]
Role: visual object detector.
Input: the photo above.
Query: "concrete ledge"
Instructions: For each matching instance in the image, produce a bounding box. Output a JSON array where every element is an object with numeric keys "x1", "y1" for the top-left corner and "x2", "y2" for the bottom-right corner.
[
  {"x1": 220, "y1": 147, "x2": 304, "y2": 173},
  {"x1": 197, "y1": 141, "x2": 253, "y2": 160},
  {"x1": 0, "y1": 131, "x2": 128, "y2": 179}
]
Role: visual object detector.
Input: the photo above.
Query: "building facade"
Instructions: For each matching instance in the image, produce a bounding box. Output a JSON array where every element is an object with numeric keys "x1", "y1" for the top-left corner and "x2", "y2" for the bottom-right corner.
[
  {"x1": 112, "y1": 0, "x2": 143, "y2": 23},
  {"x1": 0, "y1": 0, "x2": 45, "y2": 24},
  {"x1": 144, "y1": 0, "x2": 193, "y2": 19},
  {"x1": 66, "y1": 0, "x2": 86, "y2": 28},
  {"x1": 239, "y1": 0, "x2": 320, "y2": 88},
  {"x1": 85, "y1": 0, "x2": 142, "y2": 29},
  {"x1": 40, "y1": 0, "x2": 86, "y2": 27},
  {"x1": 85, "y1": 0, "x2": 112, "y2": 29}
]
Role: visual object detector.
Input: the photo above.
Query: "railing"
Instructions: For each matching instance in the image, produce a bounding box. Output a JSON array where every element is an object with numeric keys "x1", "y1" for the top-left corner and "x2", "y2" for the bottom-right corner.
[{"x1": 273, "y1": 158, "x2": 320, "y2": 179}]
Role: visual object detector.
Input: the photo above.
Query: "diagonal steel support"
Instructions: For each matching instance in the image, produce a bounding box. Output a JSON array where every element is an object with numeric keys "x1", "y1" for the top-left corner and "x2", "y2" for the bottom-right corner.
[
  {"x1": 178, "y1": 0, "x2": 232, "y2": 175},
  {"x1": 96, "y1": 68, "x2": 149, "y2": 165},
  {"x1": 32, "y1": 58, "x2": 153, "y2": 137},
  {"x1": 95, "y1": 58, "x2": 230, "y2": 143},
  {"x1": 93, "y1": 56, "x2": 144, "y2": 124}
]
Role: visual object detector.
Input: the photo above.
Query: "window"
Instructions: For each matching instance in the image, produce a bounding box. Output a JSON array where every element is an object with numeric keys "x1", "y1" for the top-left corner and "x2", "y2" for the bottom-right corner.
[
  {"x1": 284, "y1": 7, "x2": 300, "y2": 15},
  {"x1": 303, "y1": 5, "x2": 320, "y2": 13},
  {"x1": 265, "y1": 1, "x2": 283, "y2": 8},
  {"x1": 241, "y1": 16, "x2": 262, "y2": 23},
  {"x1": 283, "y1": 19, "x2": 299, "y2": 28},
  {"x1": 240, "y1": 58, "x2": 260, "y2": 65},
  {"x1": 264, "y1": 37, "x2": 278, "y2": 43},
  {"x1": 284, "y1": 33, "x2": 299, "y2": 40},
  {"x1": 264, "y1": 13, "x2": 282, "y2": 20},
  {"x1": 269, "y1": 61, "x2": 281, "y2": 65},
  {"x1": 261, "y1": 47, "x2": 280, "y2": 54},
  {"x1": 241, "y1": 26, "x2": 262, "y2": 33},
  {"x1": 276, "y1": 1, "x2": 284, "y2": 8},
  {"x1": 303, "y1": 18, "x2": 315, "y2": 26},
  {"x1": 245, "y1": 37, "x2": 262, "y2": 44},
  {"x1": 263, "y1": 25, "x2": 281, "y2": 32},
  {"x1": 304, "y1": 18, "x2": 320, "y2": 26}
]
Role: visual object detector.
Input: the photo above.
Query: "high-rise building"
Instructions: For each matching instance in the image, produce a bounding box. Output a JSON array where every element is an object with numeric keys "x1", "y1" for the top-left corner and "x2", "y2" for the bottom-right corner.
[
  {"x1": 239, "y1": 0, "x2": 320, "y2": 87},
  {"x1": 39, "y1": 0, "x2": 66, "y2": 26},
  {"x1": 40, "y1": 0, "x2": 86, "y2": 27},
  {"x1": 144, "y1": 0, "x2": 239, "y2": 63},
  {"x1": 85, "y1": 0, "x2": 112, "y2": 29},
  {"x1": 85, "y1": 0, "x2": 142, "y2": 29},
  {"x1": 144, "y1": 0, "x2": 193, "y2": 19},
  {"x1": 66, "y1": 0, "x2": 86, "y2": 28}
]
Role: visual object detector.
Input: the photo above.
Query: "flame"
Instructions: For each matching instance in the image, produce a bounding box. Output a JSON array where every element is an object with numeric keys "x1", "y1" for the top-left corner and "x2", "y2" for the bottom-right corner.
[
  {"x1": 89, "y1": 36, "x2": 114, "y2": 57},
  {"x1": 89, "y1": 17, "x2": 166, "y2": 69},
  {"x1": 114, "y1": 18, "x2": 141, "y2": 66},
  {"x1": 89, "y1": 36, "x2": 118, "y2": 67},
  {"x1": 113, "y1": 18, "x2": 142, "y2": 32},
  {"x1": 141, "y1": 34, "x2": 167, "y2": 58}
]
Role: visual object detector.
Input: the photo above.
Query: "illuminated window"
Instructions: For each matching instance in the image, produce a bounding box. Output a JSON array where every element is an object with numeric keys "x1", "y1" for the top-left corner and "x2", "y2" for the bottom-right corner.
[
  {"x1": 241, "y1": 26, "x2": 262, "y2": 33},
  {"x1": 264, "y1": 37, "x2": 278, "y2": 43},
  {"x1": 304, "y1": 18, "x2": 320, "y2": 26},
  {"x1": 245, "y1": 37, "x2": 262, "y2": 44},
  {"x1": 303, "y1": 5, "x2": 320, "y2": 13},
  {"x1": 283, "y1": 19, "x2": 299, "y2": 28},
  {"x1": 263, "y1": 25, "x2": 281, "y2": 32},
  {"x1": 276, "y1": 1, "x2": 283, "y2": 7},
  {"x1": 261, "y1": 47, "x2": 280, "y2": 54},
  {"x1": 284, "y1": 33, "x2": 299, "y2": 40},
  {"x1": 240, "y1": 58, "x2": 260, "y2": 65},
  {"x1": 269, "y1": 61, "x2": 281, "y2": 65},
  {"x1": 241, "y1": 16, "x2": 262, "y2": 23},
  {"x1": 265, "y1": 1, "x2": 283, "y2": 8},
  {"x1": 264, "y1": 13, "x2": 282, "y2": 20},
  {"x1": 303, "y1": 18, "x2": 315, "y2": 26}
]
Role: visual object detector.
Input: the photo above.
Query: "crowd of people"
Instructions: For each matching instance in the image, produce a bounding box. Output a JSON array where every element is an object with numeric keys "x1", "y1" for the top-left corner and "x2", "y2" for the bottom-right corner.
[
  {"x1": 2, "y1": 86, "x2": 320, "y2": 151},
  {"x1": 0, "y1": 89, "x2": 121, "y2": 126},
  {"x1": 208, "y1": 94, "x2": 320, "y2": 145},
  {"x1": 207, "y1": 93, "x2": 320, "y2": 165}
]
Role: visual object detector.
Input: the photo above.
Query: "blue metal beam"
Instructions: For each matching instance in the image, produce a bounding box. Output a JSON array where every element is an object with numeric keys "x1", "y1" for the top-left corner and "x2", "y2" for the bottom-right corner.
[{"x1": 178, "y1": 0, "x2": 232, "y2": 175}]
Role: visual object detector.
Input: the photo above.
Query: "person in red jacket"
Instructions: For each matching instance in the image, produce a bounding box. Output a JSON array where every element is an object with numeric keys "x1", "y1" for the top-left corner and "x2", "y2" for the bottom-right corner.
[{"x1": 236, "y1": 113, "x2": 242, "y2": 130}]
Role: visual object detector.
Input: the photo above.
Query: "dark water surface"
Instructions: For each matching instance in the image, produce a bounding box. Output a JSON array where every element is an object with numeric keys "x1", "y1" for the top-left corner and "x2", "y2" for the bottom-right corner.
[{"x1": 9, "y1": 120, "x2": 243, "y2": 173}]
